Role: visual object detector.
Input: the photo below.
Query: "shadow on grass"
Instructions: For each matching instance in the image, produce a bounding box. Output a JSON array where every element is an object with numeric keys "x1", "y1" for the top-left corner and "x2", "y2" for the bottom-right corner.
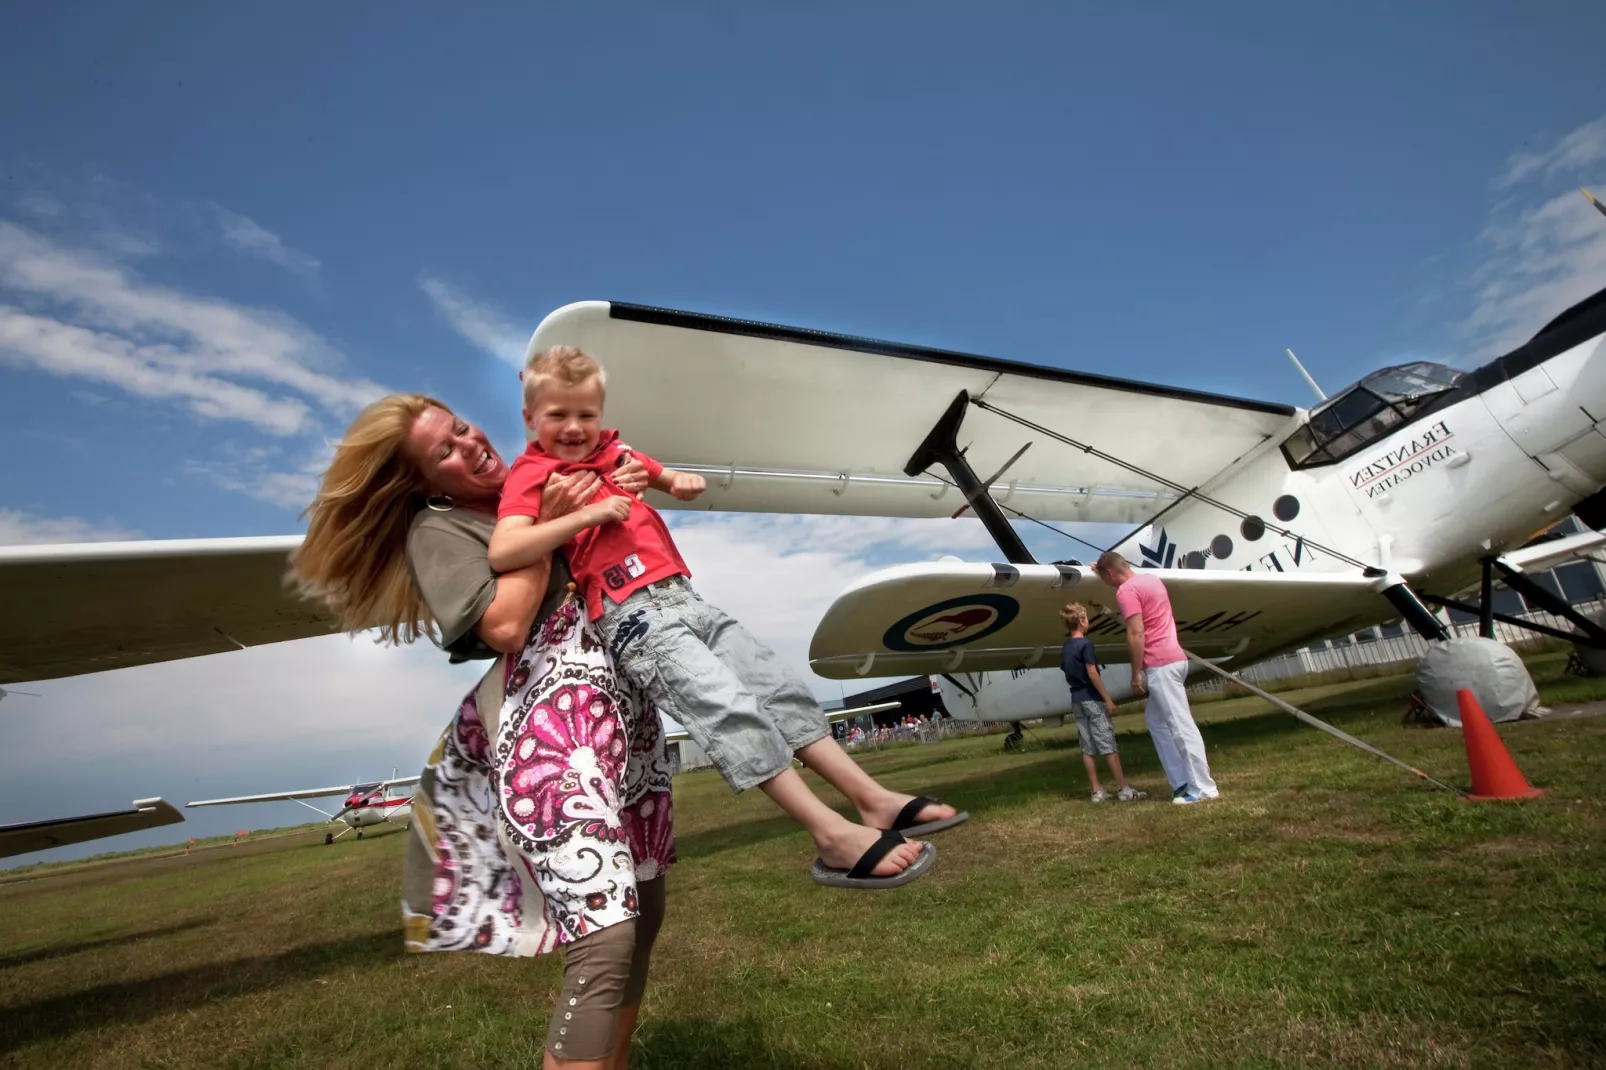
[
  {"x1": 0, "y1": 928, "x2": 400, "y2": 1054},
  {"x1": 0, "y1": 919, "x2": 214, "y2": 970},
  {"x1": 635, "y1": 1017, "x2": 853, "y2": 1070}
]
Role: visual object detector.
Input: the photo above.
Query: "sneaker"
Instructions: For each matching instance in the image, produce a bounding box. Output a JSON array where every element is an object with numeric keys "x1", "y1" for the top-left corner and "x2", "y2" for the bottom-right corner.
[
  {"x1": 1172, "y1": 790, "x2": 1206, "y2": 806},
  {"x1": 1116, "y1": 786, "x2": 1147, "y2": 802},
  {"x1": 1090, "y1": 789, "x2": 1109, "y2": 803},
  {"x1": 1171, "y1": 784, "x2": 1191, "y2": 801}
]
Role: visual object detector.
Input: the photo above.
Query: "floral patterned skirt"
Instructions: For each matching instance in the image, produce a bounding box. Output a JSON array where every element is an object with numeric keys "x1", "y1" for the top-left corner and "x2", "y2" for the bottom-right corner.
[{"x1": 403, "y1": 599, "x2": 675, "y2": 956}]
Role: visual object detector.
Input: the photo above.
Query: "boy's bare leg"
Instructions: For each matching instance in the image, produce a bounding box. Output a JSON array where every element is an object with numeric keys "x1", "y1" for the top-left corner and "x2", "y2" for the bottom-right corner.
[
  {"x1": 1081, "y1": 753, "x2": 1103, "y2": 793},
  {"x1": 759, "y1": 766, "x2": 925, "y2": 875},
  {"x1": 794, "y1": 737, "x2": 958, "y2": 830},
  {"x1": 1105, "y1": 754, "x2": 1128, "y2": 791}
]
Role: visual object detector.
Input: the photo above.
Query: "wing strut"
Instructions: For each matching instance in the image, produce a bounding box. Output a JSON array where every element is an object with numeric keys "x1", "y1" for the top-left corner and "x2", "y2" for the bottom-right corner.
[{"x1": 905, "y1": 392, "x2": 1036, "y2": 565}]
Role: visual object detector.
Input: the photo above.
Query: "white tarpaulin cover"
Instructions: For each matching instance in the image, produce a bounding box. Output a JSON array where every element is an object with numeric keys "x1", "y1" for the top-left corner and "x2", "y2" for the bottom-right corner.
[{"x1": 1416, "y1": 637, "x2": 1546, "y2": 727}]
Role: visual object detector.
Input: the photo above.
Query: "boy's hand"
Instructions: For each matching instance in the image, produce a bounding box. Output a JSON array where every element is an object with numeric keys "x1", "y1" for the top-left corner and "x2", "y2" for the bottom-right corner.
[
  {"x1": 587, "y1": 496, "x2": 633, "y2": 525},
  {"x1": 668, "y1": 471, "x2": 706, "y2": 501}
]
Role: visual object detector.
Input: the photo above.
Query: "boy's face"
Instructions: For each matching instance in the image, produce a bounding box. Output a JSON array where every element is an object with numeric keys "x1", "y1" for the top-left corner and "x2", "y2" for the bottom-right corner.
[{"x1": 525, "y1": 377, "x2": 604, "y2": 461}]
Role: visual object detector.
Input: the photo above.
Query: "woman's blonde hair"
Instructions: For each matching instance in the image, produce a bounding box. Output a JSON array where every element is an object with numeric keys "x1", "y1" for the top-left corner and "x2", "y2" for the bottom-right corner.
[{"x1": 290, "y1": 393, "x2": 450, "y2": 644}]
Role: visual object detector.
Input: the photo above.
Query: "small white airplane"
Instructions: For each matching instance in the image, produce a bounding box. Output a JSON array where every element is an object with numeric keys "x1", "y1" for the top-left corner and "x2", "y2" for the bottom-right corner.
[
  {"x1": 187, "y1": 776, "x2": 419, "y2": 845},
  {"x1": 2, "y1": 194, "x2": 1603, "y2": 782}
]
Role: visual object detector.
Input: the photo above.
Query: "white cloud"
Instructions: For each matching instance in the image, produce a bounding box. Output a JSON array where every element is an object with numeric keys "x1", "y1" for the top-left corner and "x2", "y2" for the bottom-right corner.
[
  {"x1": 1498, "y1": 115, "x2": 1606, "y2": 189},
  {"x1": 214, "y1": 206, "x2": 321, "y2": 279},
  {"x1": 1461, "y1": 114, "x2": 1606, "y2": 360},
  {"x1": 0, "y1": 221, "x2": 385, "y2": 437},
  {"x1": 0, "y1": 508, "x2": 140, "y2": 545},
  {"x1": 420, "y1": 277, "x2": 527, "y2": 367},
  {"x1": 184, "y1": 444, "x2": 330, "y2": 510}
]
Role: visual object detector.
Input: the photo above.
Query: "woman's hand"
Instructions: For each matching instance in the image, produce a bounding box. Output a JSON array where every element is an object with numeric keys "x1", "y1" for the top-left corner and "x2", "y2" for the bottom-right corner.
[
  {"x1": 540, "y1": 470, "x2": 600, "y2": 520},
  {"x1": 613, "y1": 456, "x2": 649, "y2": 498}
]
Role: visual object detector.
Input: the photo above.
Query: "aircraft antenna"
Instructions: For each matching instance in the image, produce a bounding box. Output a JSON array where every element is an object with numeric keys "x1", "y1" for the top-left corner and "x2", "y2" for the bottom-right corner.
[
  {"x1": 1584, "y1": 188, "x2": 1606, "y2": 222},
  {"x1": 1286, "y1": 349, "x2": 1327, "y2": 402}
]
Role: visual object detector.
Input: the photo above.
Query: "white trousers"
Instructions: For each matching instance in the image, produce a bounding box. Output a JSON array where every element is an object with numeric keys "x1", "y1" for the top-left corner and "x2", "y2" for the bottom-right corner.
[{"x1": 1143, "y1": 660, "x2": 1218, "y2": 797}]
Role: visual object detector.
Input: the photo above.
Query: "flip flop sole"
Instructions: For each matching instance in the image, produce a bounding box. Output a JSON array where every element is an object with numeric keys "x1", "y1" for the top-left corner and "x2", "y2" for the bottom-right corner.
[
  {"x1": 897, "y1": 811, "x2": 970, "y2": 837},
  {"x1": 811, "y1": 841, "x2": 936, "y2": 890}
]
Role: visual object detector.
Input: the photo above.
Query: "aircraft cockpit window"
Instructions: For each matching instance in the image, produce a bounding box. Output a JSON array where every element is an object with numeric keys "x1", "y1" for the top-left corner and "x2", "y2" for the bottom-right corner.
[{"x1": 1280, "y1": 361, "x2": 1459, "y2": 469}]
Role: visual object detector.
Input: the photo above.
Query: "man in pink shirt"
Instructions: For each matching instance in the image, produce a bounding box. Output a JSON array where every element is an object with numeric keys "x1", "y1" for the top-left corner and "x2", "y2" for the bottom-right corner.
[{"x1": 1095, "y1": 551, "x2": 1219, "y2": 805}]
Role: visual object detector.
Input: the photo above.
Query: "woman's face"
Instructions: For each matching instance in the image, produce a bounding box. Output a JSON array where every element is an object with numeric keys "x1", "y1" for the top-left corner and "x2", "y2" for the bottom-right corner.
[{"x1": 406, "y1": 406, "x2": 509, "y2": 504}]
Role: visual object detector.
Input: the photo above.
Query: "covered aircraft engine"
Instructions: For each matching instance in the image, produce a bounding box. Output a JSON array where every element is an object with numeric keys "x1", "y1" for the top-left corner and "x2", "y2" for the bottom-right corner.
[{"x1": 1415, "y1": 637, "x2": 1546, "y2": 726}]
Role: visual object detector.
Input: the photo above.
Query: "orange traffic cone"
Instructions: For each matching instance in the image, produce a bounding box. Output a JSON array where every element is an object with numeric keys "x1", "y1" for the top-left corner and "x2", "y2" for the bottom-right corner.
[{"x1": 1457, "y1": 689, "x2": 1544, "y2": 801}]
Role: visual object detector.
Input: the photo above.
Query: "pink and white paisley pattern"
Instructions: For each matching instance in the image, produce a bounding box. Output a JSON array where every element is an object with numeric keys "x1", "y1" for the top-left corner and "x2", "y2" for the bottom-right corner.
[{"x1": 403, "y1": 597, "x2": 674, "y2": 957}]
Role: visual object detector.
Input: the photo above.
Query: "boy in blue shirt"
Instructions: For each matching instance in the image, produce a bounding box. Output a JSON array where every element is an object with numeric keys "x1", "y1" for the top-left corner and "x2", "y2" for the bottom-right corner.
[{"x1": 1060, "y1": 603, "x2": 1146, "y2": 803}]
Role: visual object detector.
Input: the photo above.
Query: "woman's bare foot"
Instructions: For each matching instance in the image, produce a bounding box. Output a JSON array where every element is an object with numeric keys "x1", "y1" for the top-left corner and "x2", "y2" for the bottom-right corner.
[
  {"x1": 858, "y1": 791, "x2": 957, "y2": 832},
  {"x1": 814, "y1": 822, "x2": 925, "y2": 876}
]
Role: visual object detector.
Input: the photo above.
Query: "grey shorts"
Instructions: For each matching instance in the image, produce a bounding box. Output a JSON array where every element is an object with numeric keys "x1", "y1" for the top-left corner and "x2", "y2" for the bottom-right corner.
[
  {"x1": 597, "y1": 577, "x2": 830, "y2": 793},
  {"x1": 1072, "y1": 700, "x2": 1118, "y2": 756}
]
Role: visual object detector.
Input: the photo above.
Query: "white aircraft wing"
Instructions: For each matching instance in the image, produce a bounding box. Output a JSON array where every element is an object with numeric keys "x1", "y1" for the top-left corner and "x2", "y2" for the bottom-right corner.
[
  {"x1": 528, "y1": 301, "x2": 1301, "y2": 525},
  {"x1": 0, "y1": 797, "x2": 184, "y2": 860},
  {"x1": 0, "y1": 535, "x2": 337, "y2": 685},
  {"x1": 1499, "y1": 529, "x2": 1606, "y2": 574},
  {"x1": 186, "y1": 774, "x2": 420, "y2": 808},
  {"x1": 809, "y1": 561, "x2": 1393, "y2": 679},
  {"x1": 662, "y1": 701, "x2": 902, "y2": 742}
]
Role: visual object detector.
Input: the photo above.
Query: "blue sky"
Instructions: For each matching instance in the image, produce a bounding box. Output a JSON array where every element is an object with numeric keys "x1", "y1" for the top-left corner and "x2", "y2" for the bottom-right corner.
[{"x1": 4, "y1": 4, "x2": 1606, "y2": 863}]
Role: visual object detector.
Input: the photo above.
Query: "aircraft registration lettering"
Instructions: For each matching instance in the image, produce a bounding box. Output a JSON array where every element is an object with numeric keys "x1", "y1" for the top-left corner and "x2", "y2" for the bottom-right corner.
[
  {"x1": 1349, "y1": 420, "x2": 1457, "y2": 499},
  {"x1": 883, "y1": 594, "x2": 1020, "y2": 652}
]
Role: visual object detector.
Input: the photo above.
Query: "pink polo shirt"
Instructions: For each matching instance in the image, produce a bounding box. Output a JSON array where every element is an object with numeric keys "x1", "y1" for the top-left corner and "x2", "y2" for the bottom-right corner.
[{"x1": 1115, "y1": 571, "x2": 1187, "y2": 668}]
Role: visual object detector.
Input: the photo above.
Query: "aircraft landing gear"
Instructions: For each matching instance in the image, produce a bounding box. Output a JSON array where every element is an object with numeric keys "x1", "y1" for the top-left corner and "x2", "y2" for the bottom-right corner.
[
  {"x1": 1003, "y1": 722, "x2": 1024, "y2": 752},
  {"x1": 324, "y1": 832, "x2": 334, "y2": 845},
  {"x1": 356, "y1": 829, "x2": 364, "y2": 840}
]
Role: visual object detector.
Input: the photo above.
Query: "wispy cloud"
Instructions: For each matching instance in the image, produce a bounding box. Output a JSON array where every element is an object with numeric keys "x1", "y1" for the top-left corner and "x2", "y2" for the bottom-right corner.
[
  {"x1": 1497, "y1": 115, "x2": 1606, "y2": 189},
  {"x1": 0, "y1": 508, "x2": 141, "y2": 545},
  {"x1": 1462, "y1": 114, "x2": 1606, "y2": 360},
  {"x1": 420, "y1": 277, "x2": 527, "y2": 367},
  {"x1": 214, "y1": 206, "x2": 320, "y2": 279},
  {"x1": 183, "y1": 444, "x2": 330, "y2": 510},
  {"x1": 0, "y1": 221, "x2": 384, "y2": 435}
]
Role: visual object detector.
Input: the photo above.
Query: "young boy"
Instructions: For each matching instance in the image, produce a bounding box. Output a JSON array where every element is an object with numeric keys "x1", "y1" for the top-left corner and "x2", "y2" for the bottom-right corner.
[
  {"x1": 488, "y1": 345, "x2": 961, "y2": 888},
  {"x1": 1060, "y1": 603, "x2": 1145, "y2": 803}
]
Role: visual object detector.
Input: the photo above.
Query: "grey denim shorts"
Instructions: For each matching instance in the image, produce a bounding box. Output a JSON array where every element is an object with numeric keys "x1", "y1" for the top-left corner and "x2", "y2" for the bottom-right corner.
[
  {"x1": 597, "y1": 577, "x2": 829, "y2": 792},
  {"x1": 1072, "y1": 700, "x2": 1118, "y2": 756}
]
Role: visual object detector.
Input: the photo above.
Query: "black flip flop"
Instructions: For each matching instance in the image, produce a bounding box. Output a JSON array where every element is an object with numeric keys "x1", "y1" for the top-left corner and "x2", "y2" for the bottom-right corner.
[
  {"x1": 811, "y1": 830, "x2": 936, "y2": 890},
  {"x1": 887, "y1": 795, "x2": 970, "y2": 837}
]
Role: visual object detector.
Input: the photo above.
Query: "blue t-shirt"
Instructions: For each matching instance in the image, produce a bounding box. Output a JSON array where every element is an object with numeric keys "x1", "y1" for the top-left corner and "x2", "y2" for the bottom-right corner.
[{"x1": 1061, "y1": 637, "x2": 1100, "y2": 702}]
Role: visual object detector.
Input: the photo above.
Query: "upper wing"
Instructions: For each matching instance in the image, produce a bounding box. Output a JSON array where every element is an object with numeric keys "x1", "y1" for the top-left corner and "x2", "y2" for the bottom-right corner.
[
  {"x1": 808, "y1": 562, "x2": 1392, "y2": 679},
  {"x1": 528, "y1": 302, "x2": 1300, "y2": 524},
  {"x1": 0, "y1": 535, "x2": 337, "y2": 685},
  {"x1": 0, "y1": 798, "x2": 184, "y2": 860}
]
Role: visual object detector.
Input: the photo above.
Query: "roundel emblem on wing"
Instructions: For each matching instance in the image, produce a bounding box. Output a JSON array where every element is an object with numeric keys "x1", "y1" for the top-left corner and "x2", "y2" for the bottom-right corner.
[{"x1": 883, "y1": 594, "x2": 1021, "y2": 652}]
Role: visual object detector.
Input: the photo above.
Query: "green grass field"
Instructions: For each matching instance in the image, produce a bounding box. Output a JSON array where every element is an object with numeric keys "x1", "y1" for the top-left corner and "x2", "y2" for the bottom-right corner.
[{"x1": 4, "y1": 661, "x2": 1605, "y2": 1069}]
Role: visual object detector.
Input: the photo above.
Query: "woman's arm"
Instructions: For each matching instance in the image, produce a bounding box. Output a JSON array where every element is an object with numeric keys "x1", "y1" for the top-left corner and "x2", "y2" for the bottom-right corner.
[
  {"x1": 475, "y1": 559, "x2": 552, "y2": 653},
  {"x1": 472, "y1": 470, "x2": 601, "y2": 652}
]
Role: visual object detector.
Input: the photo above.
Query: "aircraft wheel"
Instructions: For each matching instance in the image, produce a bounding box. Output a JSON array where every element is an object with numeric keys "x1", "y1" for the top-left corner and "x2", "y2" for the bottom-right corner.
[
  {"x1": 324, "y1": 832, "x2": 333, "y2": 846},
  {"x1": 1003, "y1": 728, "x2": 1024, "y2": 752},
  {"x1": 357, "y1": 830, "x2": 364, "y2": 840}
]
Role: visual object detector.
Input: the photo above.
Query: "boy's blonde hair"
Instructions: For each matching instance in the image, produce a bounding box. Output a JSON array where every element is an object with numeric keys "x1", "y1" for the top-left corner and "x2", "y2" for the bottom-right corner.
[
  {"x1": 1060, "y1": 602, "x2": 1089, "y2": 632},
  {"x1": 522, "y1": 344, "x2": 607, "y2": 411}
]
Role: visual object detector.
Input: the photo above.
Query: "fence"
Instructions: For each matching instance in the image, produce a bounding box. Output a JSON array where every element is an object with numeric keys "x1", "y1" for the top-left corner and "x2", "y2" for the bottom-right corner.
[
  {"x1": 842, "y1": 717, "x2": 993, "y2": 753},
  {"x1": 1185, "y1": 595, "x2": 1605, "y2": 699}
]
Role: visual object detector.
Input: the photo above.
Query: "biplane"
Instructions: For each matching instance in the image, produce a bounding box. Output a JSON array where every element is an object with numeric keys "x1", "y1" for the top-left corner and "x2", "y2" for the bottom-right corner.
[{"x1": 4, "y1": 200, "x2": 1606, "y2": 812}]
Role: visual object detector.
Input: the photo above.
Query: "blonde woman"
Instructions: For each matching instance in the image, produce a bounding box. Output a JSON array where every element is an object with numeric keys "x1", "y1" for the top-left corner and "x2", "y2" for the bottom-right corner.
[{"x1": 292, "y1": 394, "x2": 671, "y2": 1070}]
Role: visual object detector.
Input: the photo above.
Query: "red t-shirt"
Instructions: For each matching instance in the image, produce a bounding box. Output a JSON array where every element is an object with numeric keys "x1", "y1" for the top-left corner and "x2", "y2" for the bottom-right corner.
[{"x1": 498, "y1": 430, "x2": 691, "y2": 621}]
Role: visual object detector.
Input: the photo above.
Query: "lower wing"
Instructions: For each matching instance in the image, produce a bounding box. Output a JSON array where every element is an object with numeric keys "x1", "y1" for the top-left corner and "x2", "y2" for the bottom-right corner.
[{"x1": 809, "y1": 563, "x2": 1393, "y2": 679}]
